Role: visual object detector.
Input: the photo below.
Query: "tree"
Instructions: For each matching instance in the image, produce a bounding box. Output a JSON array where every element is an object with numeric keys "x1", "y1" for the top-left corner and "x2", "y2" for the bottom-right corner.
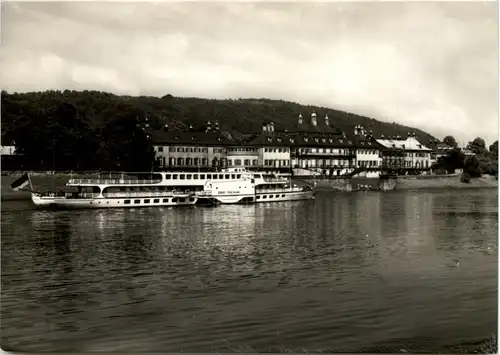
[
  {"x1": 443, "y1": 135, "x2": 458, "y2": 148},
  {"x1": 435, "y1": 148, "x2": 465, "y2": 174},
  {"x1": 489, "y1": 140, "x2": 498, "y2": 157},
  {"x1": 464, "y1": 156, "x2": 482, "y2": 178},
  {"x1": 468, "y1": 137, "x2": 487, "y2": 155}
]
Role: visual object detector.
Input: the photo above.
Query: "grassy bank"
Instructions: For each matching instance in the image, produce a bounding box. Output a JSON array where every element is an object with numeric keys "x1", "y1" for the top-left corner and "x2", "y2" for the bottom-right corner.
[{"x1": 396, "y1": 174, "x2": 498, "y2": 190}]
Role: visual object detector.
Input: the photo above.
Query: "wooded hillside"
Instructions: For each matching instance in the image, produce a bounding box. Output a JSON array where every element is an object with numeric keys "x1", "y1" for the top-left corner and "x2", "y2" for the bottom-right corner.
[{"x1": 1, "y1": 90, "x2": 438, "y2": 171}]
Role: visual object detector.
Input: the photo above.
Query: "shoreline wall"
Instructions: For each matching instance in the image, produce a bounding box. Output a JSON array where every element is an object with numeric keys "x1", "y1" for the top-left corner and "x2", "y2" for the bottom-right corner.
[{"x1": 293, "y1": 174, "x2": 498, "y2": 192}]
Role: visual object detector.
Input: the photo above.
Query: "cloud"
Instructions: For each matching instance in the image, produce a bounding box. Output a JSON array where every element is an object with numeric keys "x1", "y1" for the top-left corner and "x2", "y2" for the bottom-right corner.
[{"x1": 0, "y1": 1, "x2": 497, "y2": 145}]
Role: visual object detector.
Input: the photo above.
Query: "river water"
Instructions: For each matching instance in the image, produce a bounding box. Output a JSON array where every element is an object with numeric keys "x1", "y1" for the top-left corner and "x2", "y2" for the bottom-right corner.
[{"x1": 1, "y1": 189, "x2": 497, "y2": 352}]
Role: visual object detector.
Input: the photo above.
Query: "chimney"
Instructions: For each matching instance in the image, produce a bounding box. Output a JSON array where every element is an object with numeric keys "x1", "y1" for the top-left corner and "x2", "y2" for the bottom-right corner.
[
  {"x1": 298, "y1": 113, "x2": 303, "y2": 125},
  {"x1": 311, "y1": 111, "x2": 317, "y2": 126},
  {"x1": 163, "y1": 124, "x2": 169, "y2": 132},
  {"x1": 324, "y1": 114, "x2": 329, "y2": 126}
]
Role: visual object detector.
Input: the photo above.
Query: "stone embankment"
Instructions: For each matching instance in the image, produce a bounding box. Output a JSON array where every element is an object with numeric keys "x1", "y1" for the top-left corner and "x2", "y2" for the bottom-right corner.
[{"x1": 293, "y1": 174, "x2": 498, "y2": 192}]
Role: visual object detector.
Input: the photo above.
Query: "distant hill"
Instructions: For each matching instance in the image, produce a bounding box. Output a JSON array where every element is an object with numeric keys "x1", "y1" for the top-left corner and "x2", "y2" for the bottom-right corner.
[{"x1": 1, "y1": 90, "x2": 437, "y2": 146}]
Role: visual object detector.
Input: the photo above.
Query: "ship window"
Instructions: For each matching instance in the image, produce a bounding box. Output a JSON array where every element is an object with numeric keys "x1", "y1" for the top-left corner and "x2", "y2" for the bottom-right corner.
[
  {"x1": 172, "y1": 198, "x2": 177, "y2": 203},
  {"x1": 231, "y1": 174, "x2": 235, "y2": 179},
  {"x1": 153, "y1": 199, "x2": 160, "y2": 203},
  {"x1": 237, "y1": 174, "x2": 241, "y2": 179},
  {"x1": 172, "y1": 174, "x2": 178, "y2": 180},
  {"x1": 256, "y1": 196, "x2": 261, "y2": 199},
  {"x1": 144, "y1": 199, "x2": 150, "y2": 203},
  {"x1": 166, "y1": 174, "x2": 171, "y2": 179},
  {"x1": 124, "y1": 200, "x2": 131, "y2": 204},
  {"x1": 281, "y1": 194, "x2": 285, "y2": 197},
  {"x1": 187, "y1": 174, "x2": 192, "y2": 180},
  {"x1": 200, "y1": 174, "x2": 206, "y2": 179},
  {"x1": 189, "y1": 197, "x2": 195, "y2": 202},
  {"x1": 193, "y1": 174, "x2": 198, "y2": 179},
  {"x1": 180, "y1": 174, "x2": 185, "y2": 180},
  {"x1": 134, "y1": 200, "x2": 140, "y2": 204},
  {"x1": 178, "y1": 198, "x2": 185, "y2": 203},
  {"x1": 219, "y1": 174, "x2": 223, "y2": 179},
  {"x1": 263, "y1": 195, "x2": 267, "y2": 199},
  {"x1": 225, "y1": 174, "x2": 230, "y2": 179},
  {"x1": 275, "y1": 195, "x2": 279, "y2": 198},
  {"x1": 163, "y1": 199, "x2": 169, "y2": 203},
  {"x1": 212, "y1": 175, "x2": 217, "y2": 179}
]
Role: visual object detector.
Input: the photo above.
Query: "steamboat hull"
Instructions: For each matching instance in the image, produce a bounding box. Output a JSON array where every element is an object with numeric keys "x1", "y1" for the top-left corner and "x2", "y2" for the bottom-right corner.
[
  {"x1": 255, "y1": 189, "x2": 315, "y2": 203},
  {"x1": 31, "y1": 194, "x2": 199, "y2": 210},
  {"x1": 198, "y1": 190, "x2": 315, "y2": 205}
]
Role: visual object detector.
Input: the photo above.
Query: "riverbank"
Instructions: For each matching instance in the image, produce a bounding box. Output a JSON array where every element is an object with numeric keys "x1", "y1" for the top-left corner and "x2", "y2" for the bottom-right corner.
[{"x1": 295, "y1": 173, "x2": 498, "y2": 192}]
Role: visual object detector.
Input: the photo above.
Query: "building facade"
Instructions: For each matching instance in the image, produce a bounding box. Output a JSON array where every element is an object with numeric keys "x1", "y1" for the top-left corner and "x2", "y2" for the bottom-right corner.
[
  {"x1": 376, "y1": 134, "x2": 432, "y2": 169},
  {"x1": 151, "y1": 114, "x2": 431, "y2": 175}
]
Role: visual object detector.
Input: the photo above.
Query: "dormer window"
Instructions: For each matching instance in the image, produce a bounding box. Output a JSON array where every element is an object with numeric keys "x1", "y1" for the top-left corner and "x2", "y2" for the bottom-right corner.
[
  {"x1": 304, "y1": 137, "x2": 309, "y2": 142},
  {"x1": 417, "y1": 144, "x2": 422, "y2": 148},
  {"x1": 348, "y1": 140, "x2": 352, "y2": 145},
  {"x1": 339, "y1": 139, "x2": 344, "y2": 143},
  {"x1": 277, "y1": 138, "x2": 282, "y2": 143},
  {"x1": 174, "y1": 136, "x2": 180, "y2": 140},
  {"x1": 217, "y1": 137, "x2": 221, "y2": 141},
  {"x1": 315, "y1": 138, "x2": 319, "y2": 143},
  {"x1": 368, "y1": 142, "x2": 372, "y2": 145},
  {"x1": 267, "y1": 137, "x2": 272, "y2": 142},
  {"x1": 191, "y1": 136, "x2": 196, "y2": 141},
  {"x1": 329, "y1": 138, "x2": 333, "y2": 143},
  {"x1": 290, "y1": 138, "x2": 295, "y2": 143}
]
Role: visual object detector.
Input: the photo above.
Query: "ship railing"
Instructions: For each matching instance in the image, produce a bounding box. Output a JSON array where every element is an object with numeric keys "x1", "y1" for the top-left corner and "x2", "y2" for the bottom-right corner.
[
  {"x1": 257, "y1": 187, "x2": 305, "y2": 193},
  {"x1": 68, "y1": 179, "x2": 163, "y2": 185},
  {"x1": 196, "y1": 191, "x2": 214, "y2": 197},
  {"x1": 262, "y1": 178, "x2": 289, "y2": 183},
  {"x1": 101, "y1": 191, "x2": 195, "y2": 198}
]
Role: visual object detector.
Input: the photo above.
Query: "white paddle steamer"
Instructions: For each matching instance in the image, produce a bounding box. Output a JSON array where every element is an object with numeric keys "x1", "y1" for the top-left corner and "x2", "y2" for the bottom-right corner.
[{"x1": 11, "y1": 168, "x2": 314, "y2": 209}]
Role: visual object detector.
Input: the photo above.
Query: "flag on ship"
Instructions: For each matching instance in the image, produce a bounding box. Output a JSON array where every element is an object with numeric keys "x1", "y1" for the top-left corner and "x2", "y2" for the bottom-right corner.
[{"x1": 10, "y1": 173, "x2": 30, "y2": 191}]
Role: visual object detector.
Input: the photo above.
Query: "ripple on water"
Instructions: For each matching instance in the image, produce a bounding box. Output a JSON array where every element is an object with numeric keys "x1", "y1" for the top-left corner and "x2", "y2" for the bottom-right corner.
[{"x1": 1, "y1": 189, "x2": 497, "y2": 352}]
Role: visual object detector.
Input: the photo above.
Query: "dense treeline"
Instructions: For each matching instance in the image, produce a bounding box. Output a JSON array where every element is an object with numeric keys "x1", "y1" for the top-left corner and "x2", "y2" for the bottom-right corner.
[
  {"x1": 433, "y1": 136, "x2": 498, "y2": 178},
  {"x1": 2, "y1": 89, "x2": 438, "y2": 171}
]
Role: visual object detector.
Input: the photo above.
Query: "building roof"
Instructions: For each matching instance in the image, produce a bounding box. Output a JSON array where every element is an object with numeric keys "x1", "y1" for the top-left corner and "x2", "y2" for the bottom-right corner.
[
  {"x1": 376, "y1": 137, "x2": 431, "y2": 151},
  {"x1": 151, "y1": 130, "x2": 235, "y2": 146}
]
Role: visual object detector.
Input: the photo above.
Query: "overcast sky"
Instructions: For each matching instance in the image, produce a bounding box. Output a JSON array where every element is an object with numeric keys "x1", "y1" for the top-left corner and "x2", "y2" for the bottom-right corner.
[{"x1": 1, "y1": 1, "x2": 498, "y2": 145}]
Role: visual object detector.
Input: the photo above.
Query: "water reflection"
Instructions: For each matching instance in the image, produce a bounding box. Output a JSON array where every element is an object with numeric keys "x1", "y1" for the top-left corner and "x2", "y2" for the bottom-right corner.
[{"x1": 0, "y1": 189, "x2": 497, "y2": 352}]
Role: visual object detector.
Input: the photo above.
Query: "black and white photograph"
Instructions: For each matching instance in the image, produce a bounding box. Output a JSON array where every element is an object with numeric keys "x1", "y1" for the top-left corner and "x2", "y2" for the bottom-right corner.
[{"x1": 0, "y1": 0, "x2": 498, "y2": 353}]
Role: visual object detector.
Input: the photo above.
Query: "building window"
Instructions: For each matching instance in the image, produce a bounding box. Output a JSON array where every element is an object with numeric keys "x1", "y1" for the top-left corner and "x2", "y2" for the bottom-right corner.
[
  {"x1": 244, "y1": 159, "x2": 250, "y2": 166},
  {"x1": 177, "y1": 158, "x2": 184, "y2": 166},
  {"x1": 194, "y1": 158, "x2": 199, "y2": 165},
  {"x1": 186, "y1": 158, "x2": 192, "y2": 166},
  {"x1": 202, "y1": 158, "x2": 207, "y2": 166},
  {"x1": 253, "y1": 159, "x2": 258, "y2": 166},
  {"x1": 235, "y1": 159, "x2": 242, "y2": 166},
  {"x1": 158, "y1": 146, "x2": 163, "y2": 152}
]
